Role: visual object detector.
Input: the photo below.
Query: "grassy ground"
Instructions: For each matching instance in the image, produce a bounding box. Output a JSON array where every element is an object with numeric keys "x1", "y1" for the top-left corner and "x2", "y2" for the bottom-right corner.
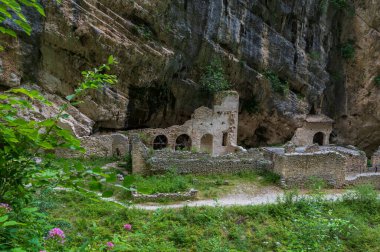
[
  {"x1": 49, "y1": 157, "x2": 281, "y2": 202},
  {"x1": 34, "y1": 186, "x2": 380, "y2": 251}
]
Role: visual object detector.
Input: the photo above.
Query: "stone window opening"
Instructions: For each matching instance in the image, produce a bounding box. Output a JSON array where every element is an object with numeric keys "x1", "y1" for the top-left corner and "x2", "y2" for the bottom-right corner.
[
  {"x1": 313, "y1": 132, "x2": 324, "y2": 146},
  {"x1": 222, "y1": 132, "x2": 228, "y2": 146},
  {"x1": 153, "y1": 135, "x2": 168, "y2": 150},
  {"x1": 201, "y1": 134, "x2": 213, "y2": 154},
  {"x1": 175, "y1": 134, "x2": 192, "y2": 151}
]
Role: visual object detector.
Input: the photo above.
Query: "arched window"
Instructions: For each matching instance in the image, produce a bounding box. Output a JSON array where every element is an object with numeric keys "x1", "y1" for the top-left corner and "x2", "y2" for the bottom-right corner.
[
  {"x1": 200, "y1": 134, "x2": 213, "y2": 154},
  {"x1": 153, "y1": 135, "x2": 168, "y2": 150},
  {"x1": 175, "y1": 134, "x2": 192, "y2": 151},
  {"x1": 313, "y1": 132, "x2": 324, "y2": 146}
]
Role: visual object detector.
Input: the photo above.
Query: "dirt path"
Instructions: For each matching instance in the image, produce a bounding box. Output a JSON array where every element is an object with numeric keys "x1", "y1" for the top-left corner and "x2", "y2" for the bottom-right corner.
[{"x1": 132, "y1": 186, "x2": 346, "y2": 210}]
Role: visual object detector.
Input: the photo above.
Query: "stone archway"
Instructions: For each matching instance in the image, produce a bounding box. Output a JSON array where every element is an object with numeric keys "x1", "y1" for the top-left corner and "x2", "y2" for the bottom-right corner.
[
  {"x1": 200, "y1": 134, "x2": 213, "y2": 154},
  {"x1": 153, "y1": 135, "x2": 168, "y2": 150},
  {"x1": 175, "y1": 134, "x2": 192, "y2": 151},
  {"x1": 313, "y1": 132, "x2": 324, "y2": 146}
]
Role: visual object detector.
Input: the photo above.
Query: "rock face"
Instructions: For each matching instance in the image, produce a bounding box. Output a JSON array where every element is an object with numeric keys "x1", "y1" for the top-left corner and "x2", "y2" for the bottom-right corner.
[{"x1": 0, "y1": 0, "x2": 379, "y2": 153}]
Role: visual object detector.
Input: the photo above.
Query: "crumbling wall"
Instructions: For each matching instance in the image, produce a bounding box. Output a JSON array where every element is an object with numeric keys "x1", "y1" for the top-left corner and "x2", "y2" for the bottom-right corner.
[
  {"x1": 145, "y1": 149, "x2": 272, "y2": 175},
  {"x1": 346, "y1": 173, "x2": 380, "y2": 189},
  {"x1": 126, "y1": 91, "x2": 239, "y2": 156},
  {"x1": 372, "y1": 148, "x2": 380, "y2": 170},
  {"x1": 56, "y1": 133, "x2": 129, "y2": 158},
  {"x1": 272, "y1": 151, "x2": 346, "y2": 188},
  {"x1": 292, "y1": 122, "x2": 332, "y2": 146}
]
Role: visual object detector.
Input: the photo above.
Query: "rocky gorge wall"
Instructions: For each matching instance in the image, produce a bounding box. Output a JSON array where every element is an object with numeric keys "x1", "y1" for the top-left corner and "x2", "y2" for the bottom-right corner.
[{"x1": 0, "y1": 0, "x2": 379, "y2": 154}]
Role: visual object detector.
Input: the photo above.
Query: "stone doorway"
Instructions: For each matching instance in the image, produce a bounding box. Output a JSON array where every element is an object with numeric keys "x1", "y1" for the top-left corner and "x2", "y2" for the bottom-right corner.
[
  {"x1": 313, "y1": 132, "x2": 324, "y2": 146},
  {"x1": 153, "y1": 135, "x2": 168, "y2": 150},
  {"x1": 201, "y1": 134, "x2": 213, "y2": 154},
  {"x1": 175, "y1": 134, "x2": 192, "y2": 151}
]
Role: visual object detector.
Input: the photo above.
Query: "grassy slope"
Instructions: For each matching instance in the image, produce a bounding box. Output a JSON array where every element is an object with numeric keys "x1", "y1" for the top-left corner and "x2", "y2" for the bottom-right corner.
[{"x1": 37, "y1": 187, "x2": 380, "y2": 252}]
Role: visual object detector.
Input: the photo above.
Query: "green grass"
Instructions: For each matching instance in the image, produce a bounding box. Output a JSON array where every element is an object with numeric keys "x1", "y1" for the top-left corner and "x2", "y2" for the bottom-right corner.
[
  {"x1": 34, "y1": 185, "x2": 380, "y2": 251},
  {"x1": 46, "y1": 157, "x2": 280, "y2": 202},
  {"x1": 128, "y1": 169, "x2": 280, "y2": 200}
]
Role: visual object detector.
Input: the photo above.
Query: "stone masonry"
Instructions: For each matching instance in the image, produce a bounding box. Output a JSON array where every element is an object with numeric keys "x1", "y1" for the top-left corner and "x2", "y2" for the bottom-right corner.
[
  {"x1": 292, "y1": 114, "x2": 334, "y2": 146},
  {"x1": 127, "y1": 91, "x2": 240, "y2": 157}
]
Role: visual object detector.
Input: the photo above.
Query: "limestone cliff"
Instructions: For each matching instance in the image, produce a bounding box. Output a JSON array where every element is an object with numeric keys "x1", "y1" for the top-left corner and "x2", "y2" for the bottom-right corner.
[{"x1": 0, "y1": 0, "x2": 379, "y2": 153}]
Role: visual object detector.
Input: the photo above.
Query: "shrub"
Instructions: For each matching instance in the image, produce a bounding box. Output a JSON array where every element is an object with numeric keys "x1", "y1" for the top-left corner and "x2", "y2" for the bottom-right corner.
[
  {"x1": 375, "y1": 76, "x2": 380, "y2": 86},
  {"x1": 340, "y1": 40, "x2": 355, "y2": 60},
  {"x1": 330, "y1": 0, "x2": 349, "y2": 9},
  {"x1": 243, "y1": 96, "x2": 260, "y2": 114},
  {"x1": 200, "y1": 58, "x2": 231, "y2": 94},
  {"x1": 343, "y1": 184, "x2": 378, "y2": 208},
  {"x1": 0, "y1": 56, "x2": 118, "y2": 204},
  {"x1": 264, "y1": 71, "x2": 289, "y2": 96}
]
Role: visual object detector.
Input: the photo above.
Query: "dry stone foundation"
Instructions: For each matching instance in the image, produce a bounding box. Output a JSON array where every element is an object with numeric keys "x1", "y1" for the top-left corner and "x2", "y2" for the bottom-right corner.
[{"x1": 145, "y1": 148, "x2": 271, "y2": 175}]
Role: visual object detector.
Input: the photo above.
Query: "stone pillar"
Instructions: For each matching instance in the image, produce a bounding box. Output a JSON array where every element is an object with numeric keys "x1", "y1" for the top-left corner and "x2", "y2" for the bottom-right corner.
[
  {"x1": 131, "y1": 134, "x2": 149, "y2": 175},
  {"x1": 372, "y1": 147, "x2": 380, "y2": 170}
]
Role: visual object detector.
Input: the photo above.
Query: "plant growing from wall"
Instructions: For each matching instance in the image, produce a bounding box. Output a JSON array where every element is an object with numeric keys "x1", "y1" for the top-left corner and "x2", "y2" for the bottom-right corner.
[
  {"x1": 375, "y1": 76, "x2": 380, "y2": 87},
  {"x1": 264, "y1": 71, "x2": 289, "y2": 96},
  {"x1": 340, "y1": 40, "x2": 355, "y2": 60},
  {"x1": 243, "y1": 96, "x2": 260, "y2": 114},
  {"x1": 200, "y1": 58, "x2": 231, "y2": 94}
]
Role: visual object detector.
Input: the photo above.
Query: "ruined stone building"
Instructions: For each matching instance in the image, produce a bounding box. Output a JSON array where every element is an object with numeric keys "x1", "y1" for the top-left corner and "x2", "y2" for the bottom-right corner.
[
  {"x1": 128, "y1": 91, "x2": 240, "y2": 156},
  {"x1": 292, "y1": 114, "x2": 334, "y2": 146}
]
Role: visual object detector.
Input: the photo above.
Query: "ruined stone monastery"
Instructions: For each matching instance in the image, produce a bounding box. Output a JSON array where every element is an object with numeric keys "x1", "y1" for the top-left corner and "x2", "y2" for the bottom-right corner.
[{"x1": 58, "y1": 91, "x2": 380, "y2": 189}]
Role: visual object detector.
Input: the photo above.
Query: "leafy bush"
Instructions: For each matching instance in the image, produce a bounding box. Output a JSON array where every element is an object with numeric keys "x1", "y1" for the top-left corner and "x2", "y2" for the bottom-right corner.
[
  {"x1": 242, "y1": 96, "x2": 260, "y2": 114},
  {"x1": 340, "y1": 40, "x2": 355, "y2": 60},
  {"x1": 343, "y1": 184, "x2": 378, "y2": 208},
  {"x1": 375, "y1": 76, "x2": 380, "y2": 86},
  {"x1": 0, "y1": 56, "x2": 118, "y2": 204},
  {"x1": 330, "y1": 0, "x2": 349, "y2": 9},
  {"x1": 200, "y1": 58, "x2": 231, "y2": 94},
  {"x1": 264, "y1": 71, "x2": 289, "y2": 96}
]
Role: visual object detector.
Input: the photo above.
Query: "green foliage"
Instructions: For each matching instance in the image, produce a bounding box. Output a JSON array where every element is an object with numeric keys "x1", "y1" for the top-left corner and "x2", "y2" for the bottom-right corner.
[
  {"x1": 200, "y1": 58, "x2": 231, "y2": 94},
  {"x1": 0, "y1": 56, "x2": 118, "y2": 203},
  {"x1": 29, "y1": 188, "x2": 380, "y2": 251},
  {"x1": 0, "y1": 205, "x2": 50, "y2": 251},
  {"x1": 330, "y1": 0, "x2": 349, "y2": 9},
  {"x1": 340, "y1": 40, "x2": 356, "y2": 60},
  {"x1": 243, "y1": 96, "x2": 260, "y2": 114},
  {"x1": 320, "y1": 0, "x2": 355, "y2": 15},
  {"x1": 343, "y1": 184, "x2": 378, "y2": 208},
  {"x1": 264, "y1": 71, "x2": 289, "y2": 96},
  {"x1": 309, "y1": 51, "x2": 321, "y2": 60},
  {"x1": 134, "y1": 24, "x2": 153, "y2": 40},
  {"x1": 374, "y1": 76, "x2": 380, "y2": 86},
  {"x1": 0, "y1": 0, "x2": 48, "y2": 37}
]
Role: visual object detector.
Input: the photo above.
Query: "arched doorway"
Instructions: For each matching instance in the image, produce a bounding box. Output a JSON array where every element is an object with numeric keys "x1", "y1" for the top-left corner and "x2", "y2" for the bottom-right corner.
[
  {"x1": 313, "y1": 132, "x2": 324, "y2": 146},
  {"x1": 153, "y1": 135, "x2": 168, "y2": 150},
  {"x1": 175, "y1": 134, "x2": 192, "y2": 151},
  {"x1": 200, "y1": 134, "x2": 213, "y2": 154}
]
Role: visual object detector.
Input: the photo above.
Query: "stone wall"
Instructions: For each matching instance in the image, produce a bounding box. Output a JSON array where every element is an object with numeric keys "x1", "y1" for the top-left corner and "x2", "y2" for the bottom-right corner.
[
  {"x1": 127, "y1": 91, "x2": 239, "y2": 156},
  {"x1": 273, "y1": 151, "x2": 346, "y2": 187},
  {"x1": 372, "y1": 147, "x2": 380, "y2": 170},
  {"x1": 292, "y1": 115, "x2": 333, "y2": 146},
  {"x1": 145, "y1": 149, "x2": 272, "y2": 175},
  {"x1": 346, "y1": 173, "x2": 380, "y2": 189},
  {"x1": 56, "y1": 133, "x2": 129, "y2": 158},
  {"x1": 332, "y1": 147, "x2": 367, "y2": 175},
  {"x1": 130, "y1": 134, "x2": 149, "y2": 175}
]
